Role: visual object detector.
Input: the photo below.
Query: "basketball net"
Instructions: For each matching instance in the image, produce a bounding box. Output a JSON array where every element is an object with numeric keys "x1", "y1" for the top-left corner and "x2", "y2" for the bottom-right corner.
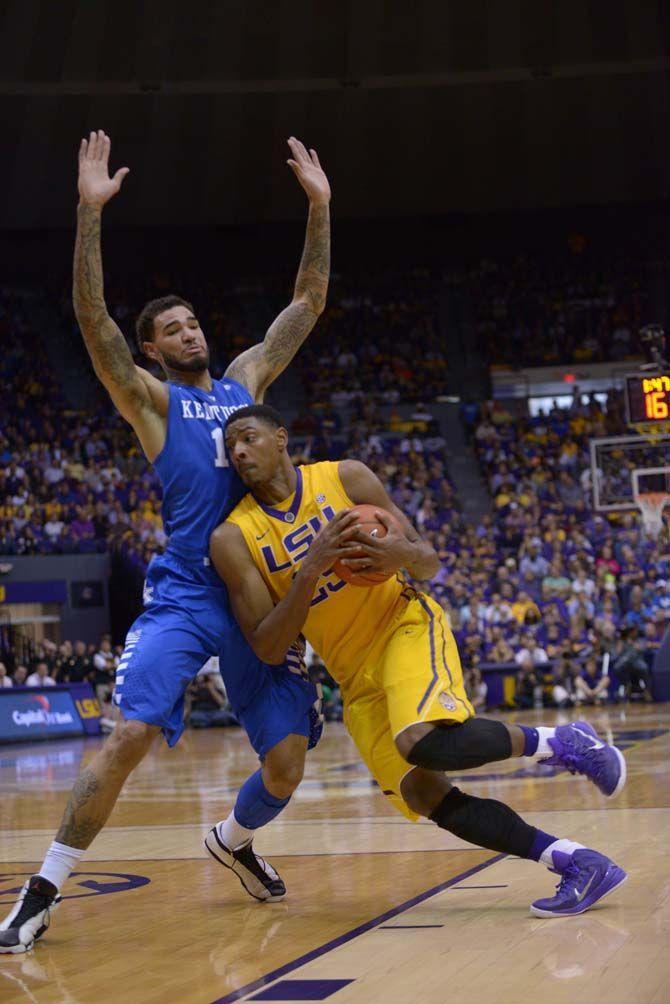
[{"x1": 635, "y1": 491, "x2": 670, "y2": 539}]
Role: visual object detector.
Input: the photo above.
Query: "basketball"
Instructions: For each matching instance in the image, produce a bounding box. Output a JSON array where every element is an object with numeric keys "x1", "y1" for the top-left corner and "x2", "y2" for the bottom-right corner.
[{"x1": 333, "y1": 504, "x2": 403, "y2": 586}]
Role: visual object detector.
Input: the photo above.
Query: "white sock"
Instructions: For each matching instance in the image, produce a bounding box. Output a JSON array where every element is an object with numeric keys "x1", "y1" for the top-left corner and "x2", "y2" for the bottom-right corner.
[
  {"x1": 216, "y1": 812, "x2": 255, "y2": 851},
  {"x1": 540, "y1": 838, "x2": 585, "y2": 868},
  {"x1": 534, "y1": 726, "x2": 556, "y2": 757},
  {"x1": 39, "y1": 841, "x2": 85, "y2": 892}
]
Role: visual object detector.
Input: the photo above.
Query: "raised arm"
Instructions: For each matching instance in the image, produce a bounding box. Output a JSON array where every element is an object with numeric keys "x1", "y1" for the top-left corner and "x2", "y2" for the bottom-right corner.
[
  {"x1": 225, "y1": 137, "x2": 330, "y2": 401},
  {"x1": 73, "y1": 130, "x2": 167, "y2": 458},
  {"x1": 338, "y1": 459, "x2": 441, "y2": 581}
]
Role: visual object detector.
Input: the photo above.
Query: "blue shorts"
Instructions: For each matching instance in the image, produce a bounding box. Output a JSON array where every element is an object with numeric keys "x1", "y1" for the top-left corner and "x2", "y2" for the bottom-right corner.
[{"x1": 113, "y1": 550, "x2": 321, "y2": 753}]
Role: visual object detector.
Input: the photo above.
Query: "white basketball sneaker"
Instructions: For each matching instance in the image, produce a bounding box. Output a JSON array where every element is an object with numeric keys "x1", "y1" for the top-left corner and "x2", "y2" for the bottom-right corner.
[
  {"x1": 204, "y1": 828, "x2": 286, "y2": 902},
  {"x1": 0, "y1": 876, "x2": 61, "y2": 954}
]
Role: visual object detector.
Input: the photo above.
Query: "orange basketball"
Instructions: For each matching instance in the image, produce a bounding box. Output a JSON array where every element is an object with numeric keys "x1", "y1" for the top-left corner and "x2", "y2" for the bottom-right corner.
[{"x1": 332, "y1": 504, "x2": 403, "y2": 587}]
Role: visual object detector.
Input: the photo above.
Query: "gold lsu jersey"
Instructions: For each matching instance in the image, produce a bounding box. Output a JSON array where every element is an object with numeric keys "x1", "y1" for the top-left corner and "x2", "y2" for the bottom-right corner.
[
  {"x1": 227, "y1": 460, "x2": 474, "y2": 822},
  {"x1": 226, "y1": 460, "x2": 415, "y2": 692}
]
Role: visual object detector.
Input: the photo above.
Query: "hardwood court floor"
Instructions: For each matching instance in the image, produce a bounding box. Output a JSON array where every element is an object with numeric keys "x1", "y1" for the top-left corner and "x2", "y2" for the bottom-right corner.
[{"x1": 1, "y1": 704, "x2": 669, "y2": 1004}]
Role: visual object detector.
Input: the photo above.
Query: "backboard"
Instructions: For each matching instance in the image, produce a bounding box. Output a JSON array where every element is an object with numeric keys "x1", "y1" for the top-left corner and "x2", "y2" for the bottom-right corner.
[{"x1": 589, "y1": 434, "x2": 670, "y2": 512}]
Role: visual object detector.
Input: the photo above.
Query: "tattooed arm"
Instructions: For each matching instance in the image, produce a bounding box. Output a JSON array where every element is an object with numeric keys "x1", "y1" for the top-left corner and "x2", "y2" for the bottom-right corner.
[
  {"x1": 73, "y1": 131, "x2": 167, "y2": 459},
  {"x1": 225, "y1": 138, "x2": 331, "y2": 401}
]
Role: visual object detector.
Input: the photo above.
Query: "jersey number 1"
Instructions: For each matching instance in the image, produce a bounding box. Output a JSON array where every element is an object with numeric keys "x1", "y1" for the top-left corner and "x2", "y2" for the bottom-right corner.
[{"x1": 211, "y1": 428, "x2": 229, "y2": 468}]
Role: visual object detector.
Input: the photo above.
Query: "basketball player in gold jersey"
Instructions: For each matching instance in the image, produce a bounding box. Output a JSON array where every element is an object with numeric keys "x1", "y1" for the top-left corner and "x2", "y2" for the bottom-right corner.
[{"x1": 210, "y1": 404, "x2": 628, "y2": 917}]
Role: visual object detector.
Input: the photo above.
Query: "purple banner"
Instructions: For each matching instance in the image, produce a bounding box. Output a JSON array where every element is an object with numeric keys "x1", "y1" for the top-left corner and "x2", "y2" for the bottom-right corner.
[{"x1": 0, "y1": 580, "x2": 68, "y2": 604}]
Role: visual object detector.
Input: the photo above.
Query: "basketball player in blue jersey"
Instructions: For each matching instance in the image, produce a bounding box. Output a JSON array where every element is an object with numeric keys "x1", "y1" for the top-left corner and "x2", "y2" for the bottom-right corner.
[{"x1": 0, "y1": 130, "x2": 331, "y2": 954}]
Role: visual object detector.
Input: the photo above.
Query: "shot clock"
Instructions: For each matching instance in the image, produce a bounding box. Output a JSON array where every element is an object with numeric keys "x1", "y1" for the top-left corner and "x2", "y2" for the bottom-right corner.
[{"x1": 625, "y1": 372, "x2": 670, "y2": 425}]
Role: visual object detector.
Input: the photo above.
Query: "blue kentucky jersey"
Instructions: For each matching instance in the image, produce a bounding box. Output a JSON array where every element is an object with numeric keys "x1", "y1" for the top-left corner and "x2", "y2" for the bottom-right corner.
[{"x1": 153, "y1": 376, "x2": 252, "y2": 559}]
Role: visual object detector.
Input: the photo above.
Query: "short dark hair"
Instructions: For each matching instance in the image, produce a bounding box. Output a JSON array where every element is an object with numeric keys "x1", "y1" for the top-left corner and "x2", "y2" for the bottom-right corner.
[
  {"x1": 135, "y1": 295, "x2": 195, "y2": 354},
  {"x1": 225, "y1": 404, "x2": 285, "y2": 431}
]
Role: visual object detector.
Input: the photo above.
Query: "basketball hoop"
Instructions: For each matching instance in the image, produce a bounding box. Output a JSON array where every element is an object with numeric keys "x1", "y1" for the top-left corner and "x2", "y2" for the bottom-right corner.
[
  {"x1": 631, "y1": 421, "x2": 670, "y2": 442},
  {"x1": 635, "y1": 491, "x2": 670, "y2": 538}
]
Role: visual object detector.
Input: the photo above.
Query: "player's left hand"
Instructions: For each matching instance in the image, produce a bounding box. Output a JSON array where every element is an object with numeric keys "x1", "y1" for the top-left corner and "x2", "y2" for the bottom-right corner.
[
  {"x1": 340, "y1": 510, "x2": 412, "y2": 577},
  {"x1": 287, "y1": 138, "x2": 331, "y2": 205}
]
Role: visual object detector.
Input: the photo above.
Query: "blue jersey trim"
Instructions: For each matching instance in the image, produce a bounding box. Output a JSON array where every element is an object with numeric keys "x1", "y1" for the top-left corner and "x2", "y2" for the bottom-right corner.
[
  {"x1": 220, "y1": 373, "x2": 253, "y2": 398},
  {"x1": 150, "y1": 381, "x2": 174, "y2": 468}
]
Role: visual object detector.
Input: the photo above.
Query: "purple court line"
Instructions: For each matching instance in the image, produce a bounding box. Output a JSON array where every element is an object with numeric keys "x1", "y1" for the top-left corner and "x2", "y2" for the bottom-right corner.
[
  {"x1": 378, "y1": 925, "x2": 444, "y2": 929},
  {"x1": 451, "y1": 884, "x2": 508, "y2": 890},
  {"x1": 210, "y1": 853, "x2": 506, "y2": 1004}
]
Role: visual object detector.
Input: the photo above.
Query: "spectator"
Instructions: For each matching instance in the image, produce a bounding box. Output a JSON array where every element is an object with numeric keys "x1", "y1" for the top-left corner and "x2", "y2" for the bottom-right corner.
[
  {"x1": 641, "y1": 620, "x2": 664, "y2": 656},
  {"x1": 612, "y1": 628, "x2": 653, "y2": 702},
  {"x1": 308, "y1": 652, "x2": 343, "y2": 721},
  {"x1": 510, "y1": 591, "x2": 540, "y2": 624},
  {"x1": 0, "y1": 662, "x2": 12, "y2": 688},
  {"x1": 58, "y1": 640, "x2": 92, "y2": 683},
  {"x1": 464, "y1": 662, "x2": 488, "y2": 711},
  {"x1": 186, "y1": 661, "x2": 239, "y2": 729},
  {"x1": 572, "y1": 567, "x2": 597, "y2": 600},
  {"x1": 515, "y1": 635, "x2": 549, "y2": 668},
  {"x1": 519, "y1": 540, "x2": 550, "y2": 581},
  {"x1": 12, "y1": 665, "x2": 28, "y2": 686},
  {"x1": 92, "y1": 637, "x2": 117, "y2": 706},
  {"x1": 542, "y1": 560, "x2": 572, "y2": 599},
  {"x1": 515, "y1": 654, "x2": 543, "y2": 710},
  {"x1": 552, "y1": 654, "x2": 580, "y2": 708},
  {"x1": 483, "y1": 593, "x2": 514, "y2": 627},
  {"x1": 26, "y1": 661, "x2": 55, "y2": 687},
  {"x1": 575, "y1": 655, "x2": 610, "y2": 705},
  {"x1": 486, "y1": 631, "x2": 515, "y2": 664},
  {"x1": 541, "y1": 622, "x2": 568, "y2": 659}
]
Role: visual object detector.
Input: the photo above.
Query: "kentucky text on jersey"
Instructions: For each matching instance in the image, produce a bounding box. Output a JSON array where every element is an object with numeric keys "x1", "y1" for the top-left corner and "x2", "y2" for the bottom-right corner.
[
  {"x1": 154, "y1": 378, "x2": 253, "y2": 560},
  {"x1": 179, "y1": 399, "x2": 243, "y2": 422}
]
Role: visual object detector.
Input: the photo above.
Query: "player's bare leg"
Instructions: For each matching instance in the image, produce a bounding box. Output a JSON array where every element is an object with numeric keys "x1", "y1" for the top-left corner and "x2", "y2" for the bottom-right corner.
[
  {"x1": 205, "y1": 733, "x2": 307, "y2": 902},
  {"x1": 397, "y1": 721, "x2": 627, "y2": 918},
  {"x1": 0, "y1": 719, "x2": 159, "y2": 953}
]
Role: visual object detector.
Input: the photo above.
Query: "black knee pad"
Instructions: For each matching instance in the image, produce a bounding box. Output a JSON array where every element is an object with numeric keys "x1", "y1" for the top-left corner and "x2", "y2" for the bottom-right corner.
[
  {"x1": 406, "y1": 718, "x2": 511, "y2": 772},
  {"x1": 430, "y1": 787, "x2": 536, "y2": 858}
]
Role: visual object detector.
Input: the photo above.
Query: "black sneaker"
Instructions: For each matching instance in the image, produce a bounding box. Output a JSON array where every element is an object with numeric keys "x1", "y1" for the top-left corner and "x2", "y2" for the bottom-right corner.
[
  {"x1": 204, "y1": 827, "x2": 286, "y2": 902},
  {"x1": 0, "y1": 876, "x2": 61, "y2": 954}
]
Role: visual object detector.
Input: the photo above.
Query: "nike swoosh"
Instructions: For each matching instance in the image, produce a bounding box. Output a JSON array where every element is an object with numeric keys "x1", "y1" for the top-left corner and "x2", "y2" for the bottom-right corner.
[
  {"x1": 573, "y1": 726, "x2": 605, "y2": 749},
  {"x1": 256, "y1": 530, "x2": 270, "y2": 541},
  {"x1": 574, "y1": 870, "x2": 598, "y2": 903}
]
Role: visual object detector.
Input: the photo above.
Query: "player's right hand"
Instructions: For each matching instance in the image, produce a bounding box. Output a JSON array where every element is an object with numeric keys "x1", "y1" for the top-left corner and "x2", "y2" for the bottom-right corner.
[
  {"x1": 78, "y1": 130, "x2": 130, "y2": 208},
  {"x1": 300, "y1": 510, "x2": 361, "y2": 578}
]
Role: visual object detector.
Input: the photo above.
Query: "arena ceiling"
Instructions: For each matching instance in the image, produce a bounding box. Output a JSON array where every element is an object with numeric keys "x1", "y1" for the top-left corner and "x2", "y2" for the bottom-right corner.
[{"x1": 0, "y1": 0, "x2": 668, "y2": 228}]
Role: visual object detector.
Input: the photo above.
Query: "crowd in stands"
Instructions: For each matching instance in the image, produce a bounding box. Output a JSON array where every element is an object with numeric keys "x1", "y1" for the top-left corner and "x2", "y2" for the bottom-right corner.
[
  {"x1": 0, "y1": 259, "x2": 666, "y2": 713},
  {"x1": 0, "y1": 242, "x2": 656, "y2": 572},
  {"x1": 294, "y1": 269, "x2": 447, "y2": 405},
  {"x1": 450, "y1": 391, "x2": 664, "y2": 705},
  {"x1": 0, "y1": 636, "x2": 119, "y2": 706},
  {"x1": 0, "y1": 287, "x2": 166, "y2": 572},
  {"x1": 472, "y1": 255, "x2": 649, "y2": 368},
  {"x1": 0, "y1": 636, "x2": 243, "y2": 731}
]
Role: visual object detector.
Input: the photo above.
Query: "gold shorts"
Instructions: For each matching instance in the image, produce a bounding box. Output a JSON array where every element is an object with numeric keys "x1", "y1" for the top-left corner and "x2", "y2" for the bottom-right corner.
[{"x1": 343, "y1": 593, "x2": 474, "y2": 820}]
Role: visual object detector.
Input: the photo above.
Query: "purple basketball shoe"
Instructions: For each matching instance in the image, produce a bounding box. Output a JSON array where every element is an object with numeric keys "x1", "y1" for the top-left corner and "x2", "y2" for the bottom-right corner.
[
  {"x1": 531, "y1": 848, "x2": 627, "y2": 918},
  {"x1": 539, "y1": 721, "x2": 626, "y2": 798}
]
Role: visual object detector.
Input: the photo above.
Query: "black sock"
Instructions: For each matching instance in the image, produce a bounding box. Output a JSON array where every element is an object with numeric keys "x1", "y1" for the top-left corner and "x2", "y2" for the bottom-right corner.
[{"x1": 430, "y1": 787, "x2": 542, "y2": 858}]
